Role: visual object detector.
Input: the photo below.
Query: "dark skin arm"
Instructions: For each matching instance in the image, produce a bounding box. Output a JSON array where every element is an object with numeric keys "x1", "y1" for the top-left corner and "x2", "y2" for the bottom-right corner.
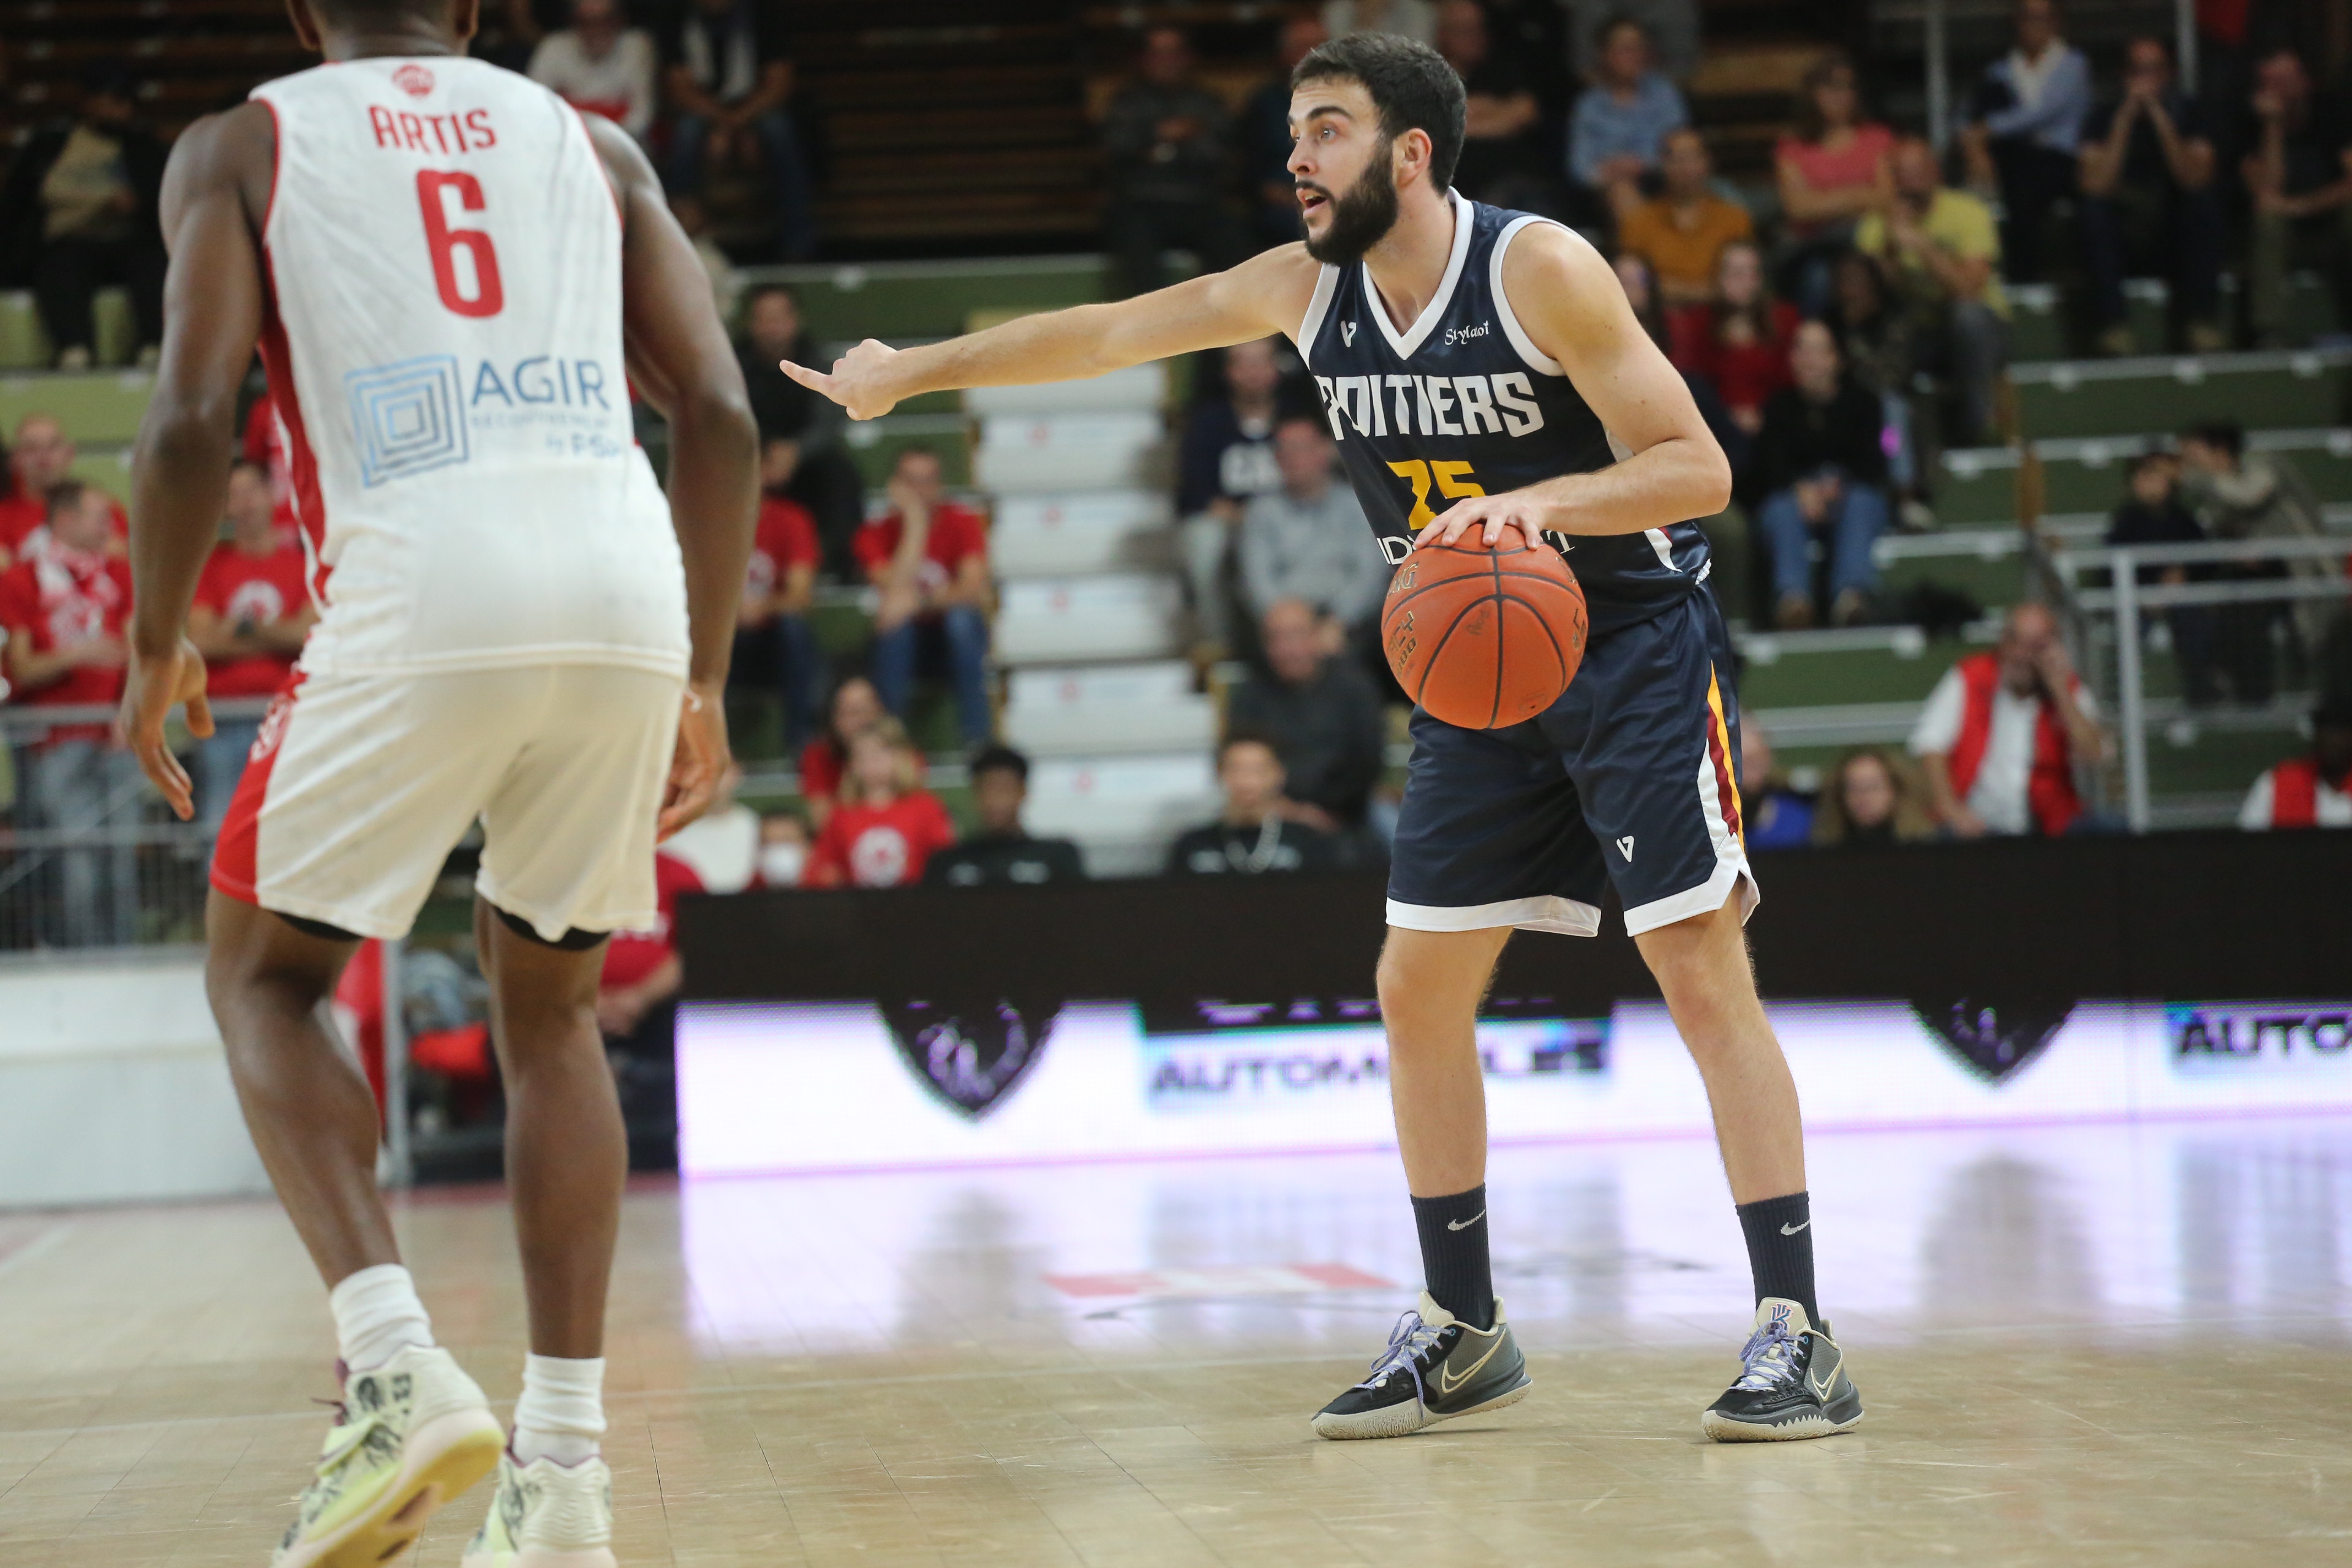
[
  {"x1": 580, "y1": 113, "x2": 760, "y2": 836},
  {"x1": 119, "y1": 101, "x2": 277, "y2": 816}
]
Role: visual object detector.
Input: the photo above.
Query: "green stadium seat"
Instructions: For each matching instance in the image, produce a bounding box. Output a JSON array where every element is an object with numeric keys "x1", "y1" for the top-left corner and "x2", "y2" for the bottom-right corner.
[
  {"x1": 2009, "y1": 350, "x2": 2351, "y2": 440},
  {"x1": 739, "y1": 255, "x2": 1107, "y2": 345},
  {"x1": 0, "y1": 370, "x2": 154, "y2": 445}
]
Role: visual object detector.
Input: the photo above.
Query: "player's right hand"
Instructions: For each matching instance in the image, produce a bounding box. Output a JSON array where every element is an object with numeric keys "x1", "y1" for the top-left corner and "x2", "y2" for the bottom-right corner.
[
  {"x1": 778, "y1": 337, "x2": 902, "y2": 421},
  {"x1": 658, "y1": 679, "x2": 730, "y2": 842},
  {"x1": 117, "y1": 635, "x2": 213, "y2": 822}
]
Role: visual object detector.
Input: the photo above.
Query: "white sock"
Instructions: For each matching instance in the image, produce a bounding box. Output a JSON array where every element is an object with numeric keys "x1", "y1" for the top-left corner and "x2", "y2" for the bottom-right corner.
[
  {"x1": 512, "y1": 1354, "x2": 606, "y2": 1466},
  {"x1": 329, "y1": 1264, "x2": 435, "y2": 1373}
]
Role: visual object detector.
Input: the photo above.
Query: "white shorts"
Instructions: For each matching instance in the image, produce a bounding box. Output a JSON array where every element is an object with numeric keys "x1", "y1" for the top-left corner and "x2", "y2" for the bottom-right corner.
[{"x1": 212, "y1": 663, "x2": 682, "y2": 941}]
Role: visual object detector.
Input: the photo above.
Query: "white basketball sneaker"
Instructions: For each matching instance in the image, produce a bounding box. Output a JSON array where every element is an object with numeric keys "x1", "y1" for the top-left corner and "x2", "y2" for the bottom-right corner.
[
  {"x1": 461, "y1": 1451, "x2": 618, "y2": 1568},
  {"x1": 271, "y1": 1345, "x2": 504, "y2": 1568}
]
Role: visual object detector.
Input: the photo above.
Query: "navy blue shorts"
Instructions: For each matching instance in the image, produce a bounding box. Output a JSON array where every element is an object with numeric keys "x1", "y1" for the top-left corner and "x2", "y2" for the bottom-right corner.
[{"x1": 1386, "y1": 587, "x2": 1757, "y2": 938}]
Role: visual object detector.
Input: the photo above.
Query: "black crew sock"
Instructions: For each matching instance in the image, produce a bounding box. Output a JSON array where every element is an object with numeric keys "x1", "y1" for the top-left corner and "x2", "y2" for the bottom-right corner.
[
  {"x1": 1411, "y1": 1184, "x2": 1494, "y2": 1330},
  {"x1": 1735, "y1": 1191, "x2": 1819, "y2": 1327}
]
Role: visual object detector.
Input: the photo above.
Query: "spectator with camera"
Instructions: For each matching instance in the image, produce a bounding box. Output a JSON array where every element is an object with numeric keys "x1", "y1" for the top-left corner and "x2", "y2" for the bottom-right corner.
[
  {"x1": 1226, "y1": 598, "x2": 1387, "y2": 834},
  {"x1": 856, "y1": 445, "x2": 994, "y2": 749},
  {"x1": 188, "y1": 461, "x2": 312, "y2": 831},
  {"x1": 925, "y1": 745, "x2": 1086, "y2": 887},
  {"x1": 1910, "y1": 603, "x2": 2105, "y2": 837},
  {"x1": 1167, "y1": 731, "x2": 1340, "y2": 876}
]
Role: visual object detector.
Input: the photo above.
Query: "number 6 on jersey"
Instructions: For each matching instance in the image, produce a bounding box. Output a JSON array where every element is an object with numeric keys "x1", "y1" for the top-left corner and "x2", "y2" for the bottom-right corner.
[{"x1": 417, "y1": 169, "x2": 503, "y2": 317}]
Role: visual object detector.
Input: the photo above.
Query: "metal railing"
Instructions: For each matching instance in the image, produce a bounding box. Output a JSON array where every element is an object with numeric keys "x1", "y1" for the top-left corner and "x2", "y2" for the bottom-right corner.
[
  {"x1": 0, "y1": 696, "x2": 271, "y2": 951},
  {"x1": 2040, "y1": 535, "x2": 2350, "y2": 831}
]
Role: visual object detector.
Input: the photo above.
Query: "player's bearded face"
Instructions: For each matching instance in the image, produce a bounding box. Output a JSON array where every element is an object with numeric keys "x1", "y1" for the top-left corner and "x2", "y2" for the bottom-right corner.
[{"x1": 1300, "y1": 135, "x2": 1401, "y2": 266}]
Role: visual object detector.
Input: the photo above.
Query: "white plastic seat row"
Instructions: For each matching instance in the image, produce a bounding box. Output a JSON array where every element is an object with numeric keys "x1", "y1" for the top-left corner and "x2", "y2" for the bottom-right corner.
[
  {"x1": 1021, "y1": 753, "x2": 1220, "y2": 878},
  {"x1": 973, "y1": 412, "x2": 1168, "y2": 494},
  {"x1": 990, "y1": 489, "x2": 1174, "y2": 579},
  {"x1": 1000, "y1": 661, "x2": 1215, "y2": 757},
  {"x1": 993, "y1": 573, "x2": 1182, "y2": 665}
]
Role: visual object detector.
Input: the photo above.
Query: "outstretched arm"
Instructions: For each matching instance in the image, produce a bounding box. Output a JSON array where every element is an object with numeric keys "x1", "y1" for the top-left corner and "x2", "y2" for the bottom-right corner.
[
  {"x1": 586, "y1": 115, "x2": 760, "y2": 838},
  {"x1": 1427, "y1": 223, "x2": 1732, "y2": 546},
  {"x1": 778, "y1": 244, "x2": 1321, "y2": 420},
  {"x1": 120, "y1": 102, "x2": 276, "y2": 819}
]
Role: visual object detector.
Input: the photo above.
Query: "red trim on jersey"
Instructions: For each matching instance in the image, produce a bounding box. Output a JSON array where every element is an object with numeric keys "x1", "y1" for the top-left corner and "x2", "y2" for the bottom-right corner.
[
  {"x1": 255, "y1": 254, "x2": 331, "y2": 608},
  {"x1": 210, "y1": 669, "x2": 306, "y2": 907},
  {"x1": 2271, "y1": 756, "x2": 2321, "y2": 829}
]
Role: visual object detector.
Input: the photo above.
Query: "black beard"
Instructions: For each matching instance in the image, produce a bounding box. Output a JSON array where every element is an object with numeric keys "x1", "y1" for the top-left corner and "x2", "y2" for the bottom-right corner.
[{"x1": 1302, "y1": 146, "x2": 1402, "y2": 266}]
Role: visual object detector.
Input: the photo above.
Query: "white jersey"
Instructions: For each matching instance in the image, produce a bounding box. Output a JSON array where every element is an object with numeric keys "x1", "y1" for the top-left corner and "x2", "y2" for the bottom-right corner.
[{"x1": 251, "y1": 57, "x2": 687, "y2": 678}]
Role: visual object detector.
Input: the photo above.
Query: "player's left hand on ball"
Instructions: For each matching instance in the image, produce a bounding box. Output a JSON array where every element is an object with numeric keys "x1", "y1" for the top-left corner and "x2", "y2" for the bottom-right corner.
[
  {"x1": 1423, "y1": 492, "x2": 1546, "y2": 552},
  {"x1": 779, "y1": 338, "x2": 901, "y2": 421},
  {"x1": 658, "y1": 680, "x2": 730, "y2": 842},
  {"x1": 116, "y1": 635, "x2": 211, "y2": 822}
]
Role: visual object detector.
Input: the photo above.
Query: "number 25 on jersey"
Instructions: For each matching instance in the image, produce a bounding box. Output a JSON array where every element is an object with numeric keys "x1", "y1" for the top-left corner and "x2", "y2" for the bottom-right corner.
[
  {"x1": 417, "y1": 170, "x2": 503, "y2": 318},
  {"x1": 1389, "y1": 460, "x2": 1485, "y2": 529}
]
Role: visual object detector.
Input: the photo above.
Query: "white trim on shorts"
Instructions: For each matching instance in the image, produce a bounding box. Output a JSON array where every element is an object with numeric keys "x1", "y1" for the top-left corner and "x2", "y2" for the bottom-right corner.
[
  {"x1": 1621, "y1": 856, "x2": 1760, "y2": 937},
  {"x1": 1385, "y1": 894, "x2": 1604, "y2": 938}
]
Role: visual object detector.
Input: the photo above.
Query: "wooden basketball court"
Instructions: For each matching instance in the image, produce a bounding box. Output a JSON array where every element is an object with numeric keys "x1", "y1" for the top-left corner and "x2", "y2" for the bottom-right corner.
[{"x1": 5, "y1": 1118, "x2": 2351, "y2": 1564}]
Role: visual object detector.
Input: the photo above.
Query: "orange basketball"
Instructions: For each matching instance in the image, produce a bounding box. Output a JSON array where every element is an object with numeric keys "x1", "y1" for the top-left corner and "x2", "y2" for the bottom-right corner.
[{"x1": 1381, "y1": 533, "x2": 1588, "y2": 729}]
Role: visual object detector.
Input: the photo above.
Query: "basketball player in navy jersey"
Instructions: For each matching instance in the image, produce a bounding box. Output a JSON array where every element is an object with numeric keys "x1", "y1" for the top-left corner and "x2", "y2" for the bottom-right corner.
[{"x1": 785, "y1": 34, "x2": 1860, "y2": 1443}]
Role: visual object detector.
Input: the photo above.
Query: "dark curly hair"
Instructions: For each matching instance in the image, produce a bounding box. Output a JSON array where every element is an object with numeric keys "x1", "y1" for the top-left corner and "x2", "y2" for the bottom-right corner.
[{"x1": 1291, "y1": 32, "x2": 1468, "y2": 190}]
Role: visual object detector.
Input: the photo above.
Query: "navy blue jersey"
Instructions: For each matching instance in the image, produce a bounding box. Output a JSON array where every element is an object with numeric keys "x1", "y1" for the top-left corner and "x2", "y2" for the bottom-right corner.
[{"x1": 1295, "y1": 192, "x2": 1710, "y2": 636}]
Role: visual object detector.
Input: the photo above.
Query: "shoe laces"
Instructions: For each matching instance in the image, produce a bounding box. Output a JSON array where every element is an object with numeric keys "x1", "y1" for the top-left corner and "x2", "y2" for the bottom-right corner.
[
  {"x1": 1354, "y1": 1309, "x2": 1449, "y2": 1405},
  {"x1": 1729, "y1": 1319, "x2": 1803, "y2": 1393}
]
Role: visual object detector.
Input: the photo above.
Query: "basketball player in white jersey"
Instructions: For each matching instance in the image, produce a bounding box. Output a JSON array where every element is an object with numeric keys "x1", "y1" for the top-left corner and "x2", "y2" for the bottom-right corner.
[{"x1": 117, "y1": 3, "x2": 757, "y2": 1563}]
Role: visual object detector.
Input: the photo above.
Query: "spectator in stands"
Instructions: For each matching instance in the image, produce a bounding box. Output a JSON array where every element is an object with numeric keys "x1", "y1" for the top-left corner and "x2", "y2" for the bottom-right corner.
[
  {"x1": 0, "y1": 480, "x2": 138, "y2": 944},
  {"x1": 670, "y1": 192, "x2": 743, "y2": 323},
  {"x1": 2077, "y1": 34, "x2": 2224, "y2": 356},
  {"x1": 1959, "y1": 0, "x2": 2090, "y2": 283},
  {"x1": 1567, "y1": 15, "x2": 1689, "y2": 222},
  {"x1": 1245, "y1": 15, "x2": 1330, "y2": 247},
  {"x1": 2239, "y1": 697, "x2": 2352, "y2": 830},
  {"x1": 1102, "y1": 27, "x2": 1246, "y2": 298},
  {"x1": 1745, "y1": 321, "x2": 1892, "y2": 630},
  {"x1": 1673, "y1": 240, "x2": 1796, "y2": 459},
  {"x1": 0, "y1": 415, "x2": 102, "y2": 564},
  {"x1": 2176, "y1": 418, "x2": 2330, "y2": 700},
  {"x1": 805, "y1": 720, "x2": 959, "y2": 888},
  {"x1": 1178, "y1": 339, "x2": 1289, "y2": 658},
  {"x1": 1435, "y1": 1, "x2": 1548, "y2": 210},
  {"x1": 1167, "y1": 731, "x2": 1340, "y2": 875},
  {"x1": 753, "y1": 810, "x2": 812, "y2": 888},
  {"x1": 799, "y1": 673, "x2": 884, "y2": 831},
  {"x1": 736, "y1": 284, "x2": 862, "y2": 568},
  {"x1": 1739, "y1": 725, "x2": 1814, "y2": 850},
  {"x1": 1238, "y1": 415, "x2": 1390, "y2": 646},
  {"x1": 1618, "y1": 128, "x2": 1754, "y2": 308},
  {"x1": 529, "y1": 0, "x2": 657, "y2": 140},
  {"x1": 2239, "y1": 47, "x2": 2352, "y2": 349},
  {"x1": 1910, "y1": 601, "x2": 2105, "y2": 837},
  {"x1": 1823, "y1": 251, "x2": 1920, "y2": 508},
  {"x1": 1322, "y1": 0, "x2": 1437, "y2": 48},
  {"x1": 598, "y1": 846, "x2": 701, "y2": 1145},
  {"x1": 925, "y1": 745, "x2": 1087, "y2": 886},
  {"x1": 1569, "y1": 0, "x2": 1699, "y2": 85},
  {"x1": 660, "y1": 760, "x2": 760, "y2": 892},
  {"x1": 2104, "y1": 450, "x2": 2217, "y2": 706},
  {"x1": 0, "y1": 62, "x2": 165, "y2": 372},
  {"x1": 1482, "y1": 0, "x2": 1573, "y2": 125},
  {"x1": 188, "y1": 461, "x2": 312, "y2": 832},
  {"x1": 655, "y1": 0, "x2": 816, "y2": 261},
  {"x1": 1856, "y1": 136, "x2": 2008, "y2": 448},
  {"x1": 1773, "y1": 52, "x2": 1895, "y2": 315},
  {"x1": 1227, "y1": 598, "x2": 1387, "y2": 831},
  {"x1": 857, "y1": 446, "x2": 993, "y2": 747},
  {"x1": 1811, "y1": 748, "x2": 1937, "y2": 846},
  {"x1": 736, "y1": 438, "x2": 824, "y2": 750}
]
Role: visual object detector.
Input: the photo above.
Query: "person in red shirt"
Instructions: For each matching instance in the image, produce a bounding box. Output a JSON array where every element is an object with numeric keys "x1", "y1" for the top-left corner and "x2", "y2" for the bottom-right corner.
[
  {"x1": 0, "y1": 414, "x2": 126, "y2": 566},
  {"x1": 1669, "y1": 241, "x2": 1798, "y2": 443},
  {"x1": 797, "y1": 671, "x2": 883, "y2": 831},
  {"x1": 598, "y1": 850, "x2": 704, "y2": 1157},
  {"x1": 736, "y1": 437, "x2": 825, "y2": 748},
  {"x1": 0, "y1": 480, "x2": 139, "y2": 944},
  {"x1": 804, "y1": 720, "x2": 957, "y2": 888},
  {"x1": 189, "y1": 459, "x2": 315, "y2": 830},
  {"x1": 854, "y1": 444, "x2": 993, "y2": 746}
]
